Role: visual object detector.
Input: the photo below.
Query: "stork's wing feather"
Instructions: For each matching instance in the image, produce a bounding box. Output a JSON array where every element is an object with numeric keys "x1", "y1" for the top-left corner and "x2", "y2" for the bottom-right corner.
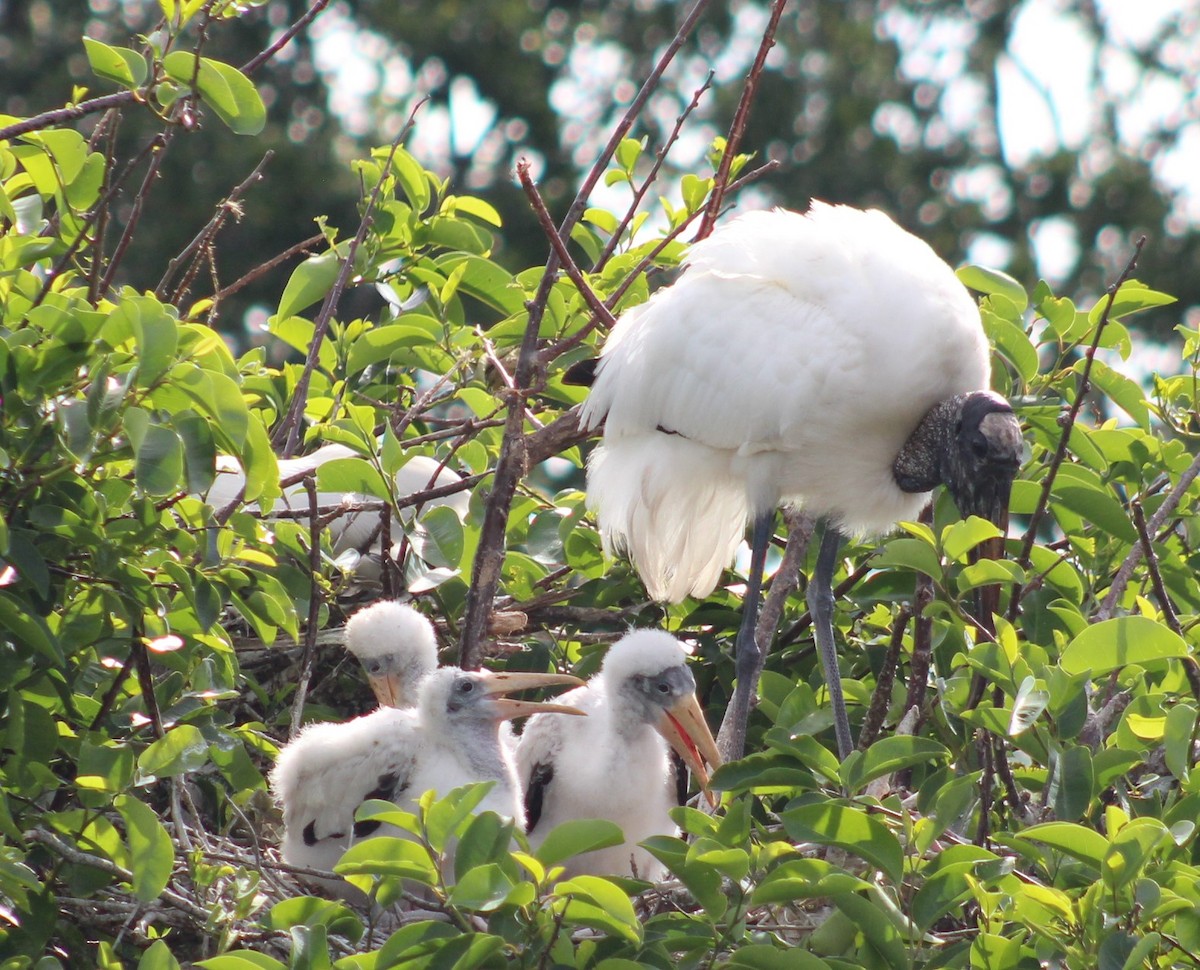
[
  {"x1": 514, "y1": 685, "x2": 590, "y2": 834},
  {"x1": 270, "y1": 708, "x2": 419, "y2": 858},
  {"x1": 669, "y1": 748, "x2": 688, "y2": 807},
  {"x1": 523, "y1": 760, "x2": 555, "y2": 833}
]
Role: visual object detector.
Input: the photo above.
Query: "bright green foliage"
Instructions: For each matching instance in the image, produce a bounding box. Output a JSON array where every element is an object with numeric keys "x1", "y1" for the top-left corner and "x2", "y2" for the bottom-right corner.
[{"x1": 4, "y1": 6, "x2": 1200, "y2": 970}]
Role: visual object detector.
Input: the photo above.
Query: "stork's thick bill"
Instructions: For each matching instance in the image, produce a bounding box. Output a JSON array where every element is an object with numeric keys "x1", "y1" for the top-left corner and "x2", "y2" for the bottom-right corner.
[
  {"x1": 367, "y1": 670, "x2": 403, "y2": 709},
  {"x1": 655, "y1": 693, "x2": 723, "y2": 802},
  {"x1": 476, "y1": 671, "x2": 588, "y2": 720}
]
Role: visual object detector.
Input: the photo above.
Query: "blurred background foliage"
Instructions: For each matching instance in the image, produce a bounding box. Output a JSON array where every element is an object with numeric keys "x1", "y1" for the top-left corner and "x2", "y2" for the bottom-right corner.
[{"x1": 2, "y1": 0, "x2": 1197, "y2": 345}]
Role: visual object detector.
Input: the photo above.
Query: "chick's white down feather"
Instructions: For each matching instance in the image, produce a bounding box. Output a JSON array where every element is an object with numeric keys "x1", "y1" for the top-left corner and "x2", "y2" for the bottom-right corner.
[
  {"x1": 270, "y1": 668, "x2": 524, "y2": 881},
  {"x1": 515, "y1": 631, "x2": 698, "y2": 881},
  {"x1": 343, "y1": 600, "x2": 439, "y2": 708},
  {"x1": 581, "y1": 203, "x2": 990, "y2": 602}
]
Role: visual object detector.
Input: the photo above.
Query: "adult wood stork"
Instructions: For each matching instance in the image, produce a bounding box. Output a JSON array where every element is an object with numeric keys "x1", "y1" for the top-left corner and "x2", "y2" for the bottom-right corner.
[
  {"x1": 515, "y1": 630, "x2": 722, "y2": 880},
  {"x1": 578, "y1": 203, "x2": 1023, "y2": 760},
  {"x1": 206, "y1": 444, "x2": 468, "y2": 579},
  {"x1": 270, "y1": 666, "x2": 584, "y2": 895},
  {"x1": 343, "y1": 600, "x2": 439, "y2": 709}
]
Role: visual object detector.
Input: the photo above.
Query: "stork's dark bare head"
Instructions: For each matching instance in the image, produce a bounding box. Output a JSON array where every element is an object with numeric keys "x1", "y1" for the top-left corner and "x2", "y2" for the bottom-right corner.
[{"x1": 894, "y1": 390, "x2": 1022, "y2": 527}]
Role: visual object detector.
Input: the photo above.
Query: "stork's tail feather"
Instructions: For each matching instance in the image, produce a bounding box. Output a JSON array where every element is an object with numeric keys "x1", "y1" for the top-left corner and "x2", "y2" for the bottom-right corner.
[{"x1": 587, "y1": 435, "x2": 747, "y2": 603}]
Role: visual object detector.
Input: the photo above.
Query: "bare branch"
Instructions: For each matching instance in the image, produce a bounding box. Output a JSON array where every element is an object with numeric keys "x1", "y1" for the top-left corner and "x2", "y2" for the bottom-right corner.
[
  {"x1": 274, "y1": 102, "x2": 426, "y2": 457},
  {"x1": 696, "y1": 0, "x2": 788, "y2": 240}
]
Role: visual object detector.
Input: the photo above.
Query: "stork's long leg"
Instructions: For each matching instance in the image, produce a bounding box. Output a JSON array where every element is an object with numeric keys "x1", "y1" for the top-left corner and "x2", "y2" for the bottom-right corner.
[
  {"x1": 723, "y1": 510, "x2": 775, "y2": 762},
  {"x1": 808, "y1": 522, "x2": 854, "y2": 760}
]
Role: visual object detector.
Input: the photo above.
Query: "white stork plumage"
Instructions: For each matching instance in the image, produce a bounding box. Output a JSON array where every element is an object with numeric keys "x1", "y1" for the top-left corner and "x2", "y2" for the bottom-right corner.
[
  {"x1": 342, "y1": 600, "x2": 438, "y2": 709},
  {"x1": 206, "y1": 445, "x2": 469, "y2": 579},
  {"x1": 270, "y1": 667, "x2": 584, "y2": 896},
  {"x1": 579, "y1": 203, "x2": 1023, "y2": 760},
  {"x1": 515, "y1": 630, "x2": 722, "y2": 880}
]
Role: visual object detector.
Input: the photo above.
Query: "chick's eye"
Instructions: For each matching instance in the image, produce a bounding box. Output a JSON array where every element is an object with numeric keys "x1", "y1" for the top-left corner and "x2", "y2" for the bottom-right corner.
[
  {"x1": 458, "y1": 680, "x2": 474, "y2": 694},
  {"x1": 657, "y1": 682, "x2": 670, "y2": 694}
]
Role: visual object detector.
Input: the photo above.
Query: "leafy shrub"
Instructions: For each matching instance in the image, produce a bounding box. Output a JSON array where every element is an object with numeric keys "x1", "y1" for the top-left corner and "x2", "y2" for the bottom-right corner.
[{"x1": 3, "y1": 5, "x2": 1200, "y2": 970}]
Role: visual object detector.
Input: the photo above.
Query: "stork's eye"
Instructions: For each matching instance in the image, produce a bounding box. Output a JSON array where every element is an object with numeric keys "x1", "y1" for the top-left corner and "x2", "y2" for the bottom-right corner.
[{"x1": 969, "y1": 433, "x2": 989, "y2": 459}]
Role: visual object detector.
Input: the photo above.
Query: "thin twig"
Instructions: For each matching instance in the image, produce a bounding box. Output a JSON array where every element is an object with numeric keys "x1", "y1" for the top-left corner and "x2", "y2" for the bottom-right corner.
[
  {"x1": 594, "y1": 72, "x2": 714, "y2": 272},
  {"x1": 534, "y1": 160, "x2": 780, "y2": 369},
  {"x1": 289, "y1": 476, "x2": 325, "y2": 738},
  {"x1": 240, "y1": 0, "x2": 332, "y2": 76},
  {"x1": 1011, "y1": 238, "x2": 1146, "y2": 579},
  {"x1": 458, "y1": 1, "x2": 715, "y2": 669},
  {"x1": 274, "y1": 107, "x2": 425, "y2": 457},
  {"x1": 208, "y1": 233, "x2": 325, "y2": 306},
  {"x1": 696, "y1": 0, "x2": 788, "y2": 240},
  {"x1": 1098, "y1": 447, "x2": 1200, "y2": 620},
  {"x1": 0, "y1": 93, "x2": 135, "y2": 142},
  {"x1": 156, "y1": 151, "x2": 275, "y2": 302},
  {"x1": 715, "y1": 509, "x2": 812, "y2": 760},
  {"x1": 97, "y1": 133, "x2": 175, "y2": 300},
  {"x1": 860, "y1": 605, "x2": 912, "y2": 750},
  {"x1": 518, "y1": 164, "x2": 616, "y2": 330}
]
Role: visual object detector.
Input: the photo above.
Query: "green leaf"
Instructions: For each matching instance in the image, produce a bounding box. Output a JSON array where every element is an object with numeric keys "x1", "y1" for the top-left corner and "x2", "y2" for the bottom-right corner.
[
  {"x1": 1013, "y1": 821, "x2": 1108, "y2": 868},
  {"x1": 447, "y1": 863, "x2": 515, "y2": 911},
  {"x1": 195, "y1": 955, "x2": 287, "y2": 970},
  {"x1": 277, "y1": 251, "x2": 341, "y2": 320},
  {"x1": 422, "y1": 783, "x2": 495, "y2": 854},
  {"x1": 161, "y1": 52, "x2": 267, "y2": 135},
  {"x1": 1059, "y1": 616, "x2": 1190, "y2": 677},
  {"x1": 780, "y1": 803, "x2": 904, "y2": 884},
  {"x1": 0, "y1": 590, "x2": 62, "y2": 663},
  {"x1": 842, "y1": 736, "x2": 950, "y2": 793},
  {"x1": 1082, "y1": 358, "x2": 1150, "y2": 430},
  {"x1": 982, "y1": 310, "x2": 1039, "y2": 384},
  {"x1": 419, "y1": 504, "x2": 465, "y2": 569},
  {"x1": 614, "y1": 136, "x2": 643, "y2": 172},
  {"x1": 314, "y1": 456, "x2": 391, "y2": 500},
  {"x1": 873, "y1": 537, "x2": 942, "y2": 579},
  {"x1": 1164, "y1": 703, "x2": 1195, "y2": 783},
  {"x1": 728, "y1": 945, "x2": 832, "y2": 969},
  {"x1": 134, "y1": 422, "x2": 185, "y2": 496},
  {"x1": 137, "y1": 939, "x2": 181, "y2": 970},
  {"x1": 83, "y1": 38, "x2": 147, "y2": 88},
  {"x1": 958, "y1": 264, "x2": 1029, "y2": 310},
  {"x1": 388, "y1": 147, "x2": 431, "y2": 213},
  {"x1": 942, "y1": 516, "x2": 1003, "y2": 563},
  {"x1": 335, "y1": 836, "x2": 437, "y2": 885},
  {"x1": 534, "y1": 818, "x2": 625, "y2": 867},
  {"x1": 116, "y1": 795, "x2": 174, "y2": 902},
  {"x1": 345, "y1": 320, "x2": 440, "y2": 376},
  {"x1": 453, "y1": 811, "x2": 514, "y2": 882},
  {"x1": 139, "y1": 724, "x2": 209, "y2": 778},
  {"x1": 266, "y1": 897, "x2": 362, "y2": 939},
  {"x1": 554, "y1": 875, "x2": 643, "y2": 944},
  {"x1": 446, "y1": 195, "x2": 503, "y2": 227},
  {"x1": 1053, "y1": 745, "x2": 1095, "y2": 821},
  {"x1": 751, "y1": 858, "x2": 871, "y2": 904},
  {"x1": 1088, "y1": 280, "x2": 1175, "y2": 323},
  {"x1": 830, "y1": 891, "x2": 910, "y2": 970},
  {"x1": 1103, "y1": 818, "x2": 1171, "y2": 892}
]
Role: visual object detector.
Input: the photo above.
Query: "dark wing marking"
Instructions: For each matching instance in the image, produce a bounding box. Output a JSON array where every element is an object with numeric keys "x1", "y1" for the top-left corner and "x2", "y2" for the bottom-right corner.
[
  {"x1": 670, "y1": 749, "x2": 688, "y2": 806},
  {"x1": 303, "y1": 820, "x2": 346, "y2": 846},
  {"x1": 562, "y1": 358, "x2": 597, "y2": 387},
  {"x1": 524, "y1": 761, "x2": 554, "y2": 833},
  {"x1": 352, "y1": 771, "x2": 403, "y2": 839}
]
